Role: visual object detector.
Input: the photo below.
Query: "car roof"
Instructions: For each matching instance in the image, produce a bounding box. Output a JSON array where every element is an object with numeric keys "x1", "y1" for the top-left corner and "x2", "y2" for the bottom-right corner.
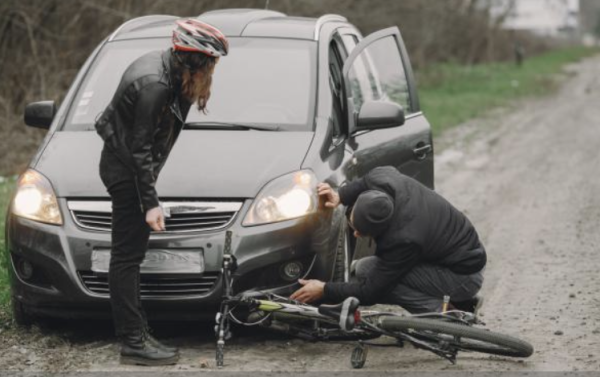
[{"x1": 109, "y1": 9, "x2": 348, "y2": 42}]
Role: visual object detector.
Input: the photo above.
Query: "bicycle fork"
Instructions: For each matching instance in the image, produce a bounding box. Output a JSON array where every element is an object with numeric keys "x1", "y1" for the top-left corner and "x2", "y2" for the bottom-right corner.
[{"x1": 215, "y1": 230, "x2": 236, "y2": 368}]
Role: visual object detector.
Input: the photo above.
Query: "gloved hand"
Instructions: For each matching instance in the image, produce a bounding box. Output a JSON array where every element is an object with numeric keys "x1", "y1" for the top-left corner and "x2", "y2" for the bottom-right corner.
[{"x1": 146, "y1": 206, "x2": 166, "y2": 231}]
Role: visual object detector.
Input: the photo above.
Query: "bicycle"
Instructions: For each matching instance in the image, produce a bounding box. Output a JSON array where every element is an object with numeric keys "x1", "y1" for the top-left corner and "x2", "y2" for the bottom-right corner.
[{"x1": 214, "y1": 231, "x2": 534, "y2": 369}]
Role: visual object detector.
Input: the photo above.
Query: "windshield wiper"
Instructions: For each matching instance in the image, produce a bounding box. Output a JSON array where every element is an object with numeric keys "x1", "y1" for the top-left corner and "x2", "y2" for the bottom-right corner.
[{"x1": 185, "y1": 121, "x2": 280, "y2": 131}]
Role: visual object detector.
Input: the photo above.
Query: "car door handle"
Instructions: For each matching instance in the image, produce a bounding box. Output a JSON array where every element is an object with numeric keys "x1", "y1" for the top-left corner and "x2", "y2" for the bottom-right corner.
[{"x1": 413, "y1": 144, "x2": 432, "y2": 160}]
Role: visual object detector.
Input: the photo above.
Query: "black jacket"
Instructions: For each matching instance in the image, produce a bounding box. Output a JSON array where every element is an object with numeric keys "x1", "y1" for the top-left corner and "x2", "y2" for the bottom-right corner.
[
  {"x1": 324, "y1": 166, "x2": 486, "y2": 305},
  {"x1": 95, "y1": 49, "x2": 191, "y2": 212}
]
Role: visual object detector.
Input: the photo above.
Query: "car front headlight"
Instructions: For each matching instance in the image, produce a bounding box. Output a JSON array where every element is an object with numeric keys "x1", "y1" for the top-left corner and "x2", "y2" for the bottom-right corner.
[
  {"x1": 12, "y1": 169, "x2": 63, "y2": 225},
  {"x1": 243, "y1": 170, "x2": 318, "y2": 226}
]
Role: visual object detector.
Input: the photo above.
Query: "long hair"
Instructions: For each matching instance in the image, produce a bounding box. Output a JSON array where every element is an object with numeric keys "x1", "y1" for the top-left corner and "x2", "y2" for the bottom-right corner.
[{"x1": 171, "y1": 49, "x2": 218, "y2": 113}]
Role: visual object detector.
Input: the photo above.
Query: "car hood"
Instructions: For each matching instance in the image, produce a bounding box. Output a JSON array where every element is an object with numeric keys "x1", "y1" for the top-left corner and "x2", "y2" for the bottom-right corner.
[{"x1": 35, "y1": 130, "x2": 314, "y2": 199}]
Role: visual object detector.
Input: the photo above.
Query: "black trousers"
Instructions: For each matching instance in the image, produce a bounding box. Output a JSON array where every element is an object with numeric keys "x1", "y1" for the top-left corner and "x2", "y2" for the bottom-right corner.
[
  {"x1": 355, "y1": 256, "x2": 484, "y2": 313},
  {"x1": 106, "y1": 179, "x2": 151, "y2": 336}
]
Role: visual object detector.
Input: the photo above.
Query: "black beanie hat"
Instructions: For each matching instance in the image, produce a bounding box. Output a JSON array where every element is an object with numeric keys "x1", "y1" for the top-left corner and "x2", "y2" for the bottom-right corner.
[{"x1": 352, "y1": 190, "x2": 394, "y2": 237}]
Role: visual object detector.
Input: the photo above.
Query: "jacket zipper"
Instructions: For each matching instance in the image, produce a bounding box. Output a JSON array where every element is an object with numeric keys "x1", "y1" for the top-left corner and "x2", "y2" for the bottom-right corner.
[{"x1": 133, "y1": 175, "x2": 145, "y2": 213}]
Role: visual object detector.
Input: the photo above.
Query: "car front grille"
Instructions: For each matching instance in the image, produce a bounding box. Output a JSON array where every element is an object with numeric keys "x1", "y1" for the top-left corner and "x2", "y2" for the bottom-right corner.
[
  {"x1": 78, "y1": 271, "x2": 220, "y2": 297},
  {"x1": 67, "y1": 200, "x2": 242, "y2": 233}
]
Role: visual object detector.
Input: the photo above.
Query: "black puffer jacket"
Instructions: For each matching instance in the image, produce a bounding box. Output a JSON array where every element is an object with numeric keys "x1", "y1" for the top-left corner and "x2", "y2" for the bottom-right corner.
[
  {"x1": 95, "y1": 48, "x2": 191, "y2": 212},
  {"x1": 324, "y1": 166, "x2": 486, "y2": 304}
]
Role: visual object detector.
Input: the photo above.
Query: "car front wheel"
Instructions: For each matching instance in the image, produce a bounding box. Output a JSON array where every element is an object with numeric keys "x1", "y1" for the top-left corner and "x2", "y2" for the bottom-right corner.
[
  {"x1": 332, "y1": 218, "x2": 352, "y2": 283},
  {"x1": 11, "y1": 296, "x2": 34, "y2": 327}
]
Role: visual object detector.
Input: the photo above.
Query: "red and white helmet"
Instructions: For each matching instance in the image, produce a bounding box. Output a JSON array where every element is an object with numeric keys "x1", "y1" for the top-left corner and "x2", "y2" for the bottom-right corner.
[{"x1": 172, "y1": 19, "x2": 229, "y2": 57}]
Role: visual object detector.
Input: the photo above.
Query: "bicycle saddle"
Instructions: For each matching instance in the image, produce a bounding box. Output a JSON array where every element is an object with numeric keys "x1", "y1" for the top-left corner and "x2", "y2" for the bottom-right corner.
[{"x1": 318, "y1": 297, "x2": 360, "y2": 331}]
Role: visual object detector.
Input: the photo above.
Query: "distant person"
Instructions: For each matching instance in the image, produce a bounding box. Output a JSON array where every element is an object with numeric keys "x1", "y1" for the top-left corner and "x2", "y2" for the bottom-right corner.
[
  {"x1": 514, "y1": 40, "x2": 525, "y2": 67},
  {"x1": 95, "y1": 19, "x2": 228, "y2": 366},
  {"x1": 291, "y1": 166, "x2": 486, "y2": 314}
]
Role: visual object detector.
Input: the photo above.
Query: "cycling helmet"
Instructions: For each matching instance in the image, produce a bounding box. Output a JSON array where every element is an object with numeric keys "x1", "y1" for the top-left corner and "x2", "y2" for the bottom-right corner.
[{"x1": 172, "y1": 19, "x2": 229, "y2": 57}]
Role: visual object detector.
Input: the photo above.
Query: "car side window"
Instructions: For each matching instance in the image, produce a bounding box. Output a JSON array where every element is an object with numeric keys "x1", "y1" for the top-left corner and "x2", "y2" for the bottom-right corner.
[
  {"x1": 329, "y1": 38, "x2": 345, "y2": 138},
  {"x1": 341, "y1": 35, "x2": 377, "y2": 112},
  {"x1": 346, "y1": 35, "x2": 413, "y2": 114}
]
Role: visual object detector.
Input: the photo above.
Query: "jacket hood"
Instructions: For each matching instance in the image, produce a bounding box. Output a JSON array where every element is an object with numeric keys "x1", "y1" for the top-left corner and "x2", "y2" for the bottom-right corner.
[{"x1": 35, "y1": 130, "x2": 314, "y2": 199}]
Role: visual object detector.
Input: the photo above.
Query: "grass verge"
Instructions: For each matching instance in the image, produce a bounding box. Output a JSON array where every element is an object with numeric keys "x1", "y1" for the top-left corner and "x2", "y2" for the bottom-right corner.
[
  {"x1": 0, "y1": 177, "x2": 17, "y2": 322},
  {"x1": 418, "y1": 46, "x2": 599, "y2": 135}
]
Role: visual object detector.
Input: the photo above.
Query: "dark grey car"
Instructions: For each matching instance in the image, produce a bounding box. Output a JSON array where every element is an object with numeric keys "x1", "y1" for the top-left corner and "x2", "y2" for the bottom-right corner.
[{"x1": 4, "y1": 9, "x2": 434, "y2": 324}]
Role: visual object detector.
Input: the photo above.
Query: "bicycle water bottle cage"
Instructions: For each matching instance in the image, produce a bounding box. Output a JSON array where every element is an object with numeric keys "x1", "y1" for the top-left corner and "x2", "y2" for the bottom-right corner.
[{"x1": 318, "y1": 297, "x2": 360, "y2": 331}]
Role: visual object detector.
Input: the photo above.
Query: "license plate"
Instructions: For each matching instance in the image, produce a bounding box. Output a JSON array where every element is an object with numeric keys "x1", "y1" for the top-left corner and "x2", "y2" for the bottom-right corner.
[{"x1": 91, "y1": 249, "x2": 204, "y2": 274}]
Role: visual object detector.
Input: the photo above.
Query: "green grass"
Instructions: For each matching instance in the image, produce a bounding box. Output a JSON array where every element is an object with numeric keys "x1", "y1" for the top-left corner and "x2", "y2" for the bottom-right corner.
[
  {"x1": 0, "y1": 177, "x2": 17, "y2": 322},
  {"x1": 418, "y1": 46, "x2": 599, "y2": 135}
]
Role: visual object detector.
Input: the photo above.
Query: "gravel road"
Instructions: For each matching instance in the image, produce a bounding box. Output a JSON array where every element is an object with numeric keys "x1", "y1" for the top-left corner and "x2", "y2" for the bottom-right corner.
[{"x1": 1, "y1": 55, "x2": 599, "y2": 373}]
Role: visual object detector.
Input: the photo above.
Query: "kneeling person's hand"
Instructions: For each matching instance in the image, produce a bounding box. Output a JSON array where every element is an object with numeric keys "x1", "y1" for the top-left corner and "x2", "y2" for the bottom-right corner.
[
  {"x1": 317, "y1": 183, "x2": 340, "y2": 209},
  {"x1": 290, "y1": 279, "x2": 325, "y2": 303}
]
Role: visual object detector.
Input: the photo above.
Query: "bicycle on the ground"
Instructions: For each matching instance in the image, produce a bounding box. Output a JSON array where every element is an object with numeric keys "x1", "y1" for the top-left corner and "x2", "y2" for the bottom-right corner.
[{"x1": 214, "y1": 231, "x2": 534, "y2": 368}]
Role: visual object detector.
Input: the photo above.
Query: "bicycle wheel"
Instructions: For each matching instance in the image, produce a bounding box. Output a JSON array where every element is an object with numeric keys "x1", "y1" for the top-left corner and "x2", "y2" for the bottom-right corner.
[{"x1": 379, "y1": 317, "x2": 533, "y2": 358}]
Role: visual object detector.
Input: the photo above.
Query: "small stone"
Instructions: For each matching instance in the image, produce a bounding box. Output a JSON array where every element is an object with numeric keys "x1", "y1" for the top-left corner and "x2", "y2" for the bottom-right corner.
[
  {"x1": 554, "y1": 330, "x2": 564, "y2": 336},
  {"x1": 569, "y1": 293, "x2": 576, "y2": 298}
]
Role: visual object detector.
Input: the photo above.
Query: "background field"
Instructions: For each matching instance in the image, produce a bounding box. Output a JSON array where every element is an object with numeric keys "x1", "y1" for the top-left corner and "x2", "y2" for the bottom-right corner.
[
  {"x1": 0, "y1": 178, "x2": 16, "y2": 322},
  {"x1": 419, "y1": 46, "x2": 598, "y2": 134}
]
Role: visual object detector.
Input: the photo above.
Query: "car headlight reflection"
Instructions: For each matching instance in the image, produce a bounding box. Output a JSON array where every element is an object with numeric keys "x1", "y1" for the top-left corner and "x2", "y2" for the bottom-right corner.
[
  {"x1": 12, "y1": 169, "x2": 63, "y2": 225},
  {"x1": 243, "y1": 170, "x2": 317, "y2": 226}
]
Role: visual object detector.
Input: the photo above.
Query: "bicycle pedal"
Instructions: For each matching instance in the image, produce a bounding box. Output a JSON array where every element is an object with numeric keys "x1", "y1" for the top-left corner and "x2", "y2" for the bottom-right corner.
[{"x1": 351, "y1": 344, "x2": 368, "y2": 369}]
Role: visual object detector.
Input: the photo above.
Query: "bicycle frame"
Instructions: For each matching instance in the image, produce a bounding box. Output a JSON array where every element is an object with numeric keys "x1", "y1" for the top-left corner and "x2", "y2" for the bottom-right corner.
[{"x1": 214, "y1": 232, "x2": 490, "y2": 368}]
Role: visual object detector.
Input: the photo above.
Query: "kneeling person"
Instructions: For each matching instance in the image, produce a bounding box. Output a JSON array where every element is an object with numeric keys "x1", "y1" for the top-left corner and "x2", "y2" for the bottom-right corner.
[{"x1": 291, "y1": 166, "x2": 486, "y2": 314}]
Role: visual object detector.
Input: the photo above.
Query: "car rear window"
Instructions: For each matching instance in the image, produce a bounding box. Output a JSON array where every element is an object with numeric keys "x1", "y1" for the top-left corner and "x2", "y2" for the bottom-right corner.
[{"x1": 63, "y1": 37, "x2": 317, "y2": 132}]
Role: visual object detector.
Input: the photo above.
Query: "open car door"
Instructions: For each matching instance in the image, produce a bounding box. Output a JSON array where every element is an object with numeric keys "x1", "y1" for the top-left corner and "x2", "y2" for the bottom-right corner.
[{"x1": 341, "y1": 27, "x2": 434, "y2": 188}]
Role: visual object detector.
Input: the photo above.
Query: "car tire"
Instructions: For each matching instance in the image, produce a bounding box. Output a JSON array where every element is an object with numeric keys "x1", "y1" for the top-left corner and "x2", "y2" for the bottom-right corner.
[
  {"x1": 11, "y1": 296, "x2": 34, "y2": 327},
  {"x1": 332, "y1": 218, "x2": 351, "y2": 283}
]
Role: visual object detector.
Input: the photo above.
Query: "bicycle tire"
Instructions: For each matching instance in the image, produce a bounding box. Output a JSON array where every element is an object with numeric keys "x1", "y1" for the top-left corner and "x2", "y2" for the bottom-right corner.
[{"x1": 379, "y1": 317, "x2": 533, "y2": 358}]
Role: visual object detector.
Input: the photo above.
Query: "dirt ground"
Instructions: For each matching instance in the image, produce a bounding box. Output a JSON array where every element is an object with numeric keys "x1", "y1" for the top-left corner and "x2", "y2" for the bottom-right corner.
[{"x1": 1, "y1": 55, "x2": 600, "y2": 373}]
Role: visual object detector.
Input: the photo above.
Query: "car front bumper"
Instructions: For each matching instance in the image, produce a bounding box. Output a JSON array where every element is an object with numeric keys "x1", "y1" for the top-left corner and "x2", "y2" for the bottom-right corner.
[{"x1": 5, "y1": 199, "x2": 323, "y2": 320}]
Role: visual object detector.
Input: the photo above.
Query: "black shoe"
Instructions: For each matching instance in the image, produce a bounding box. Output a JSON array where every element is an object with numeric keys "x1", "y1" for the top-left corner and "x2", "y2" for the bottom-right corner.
[
  {"x1": 451, "y1": 294, "x2": 484, "y2": 316},
  {"x1": 120, "y1": 330, "x2": 179, "y2": 366},
  {"x1": 144, "y1": 331, "x2": 179, "y2": 353}
]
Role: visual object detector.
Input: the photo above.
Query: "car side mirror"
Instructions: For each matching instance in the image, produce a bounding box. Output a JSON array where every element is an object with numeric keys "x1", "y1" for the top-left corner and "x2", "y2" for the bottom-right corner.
[
  {"x1": 356, "y1": 101, "x2": 405, "y2": 132},
  {"x1": 24, "y1": 101, "x2": 57, "y2": 129}
]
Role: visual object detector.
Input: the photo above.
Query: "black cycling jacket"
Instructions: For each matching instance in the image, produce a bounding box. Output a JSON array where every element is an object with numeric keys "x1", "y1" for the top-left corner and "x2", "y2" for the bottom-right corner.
[
  {"x1": 324, "y1": 166, "x2": 486, "y2": 305},
  {"x1": 95, "y1": 48, "x2": 191, "y2": 212}
]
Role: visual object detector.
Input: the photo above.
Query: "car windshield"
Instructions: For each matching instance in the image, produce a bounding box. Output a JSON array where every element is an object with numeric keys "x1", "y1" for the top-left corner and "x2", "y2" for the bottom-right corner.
[{"x1": 63, "y1": 38, "x2": 317, "y2": 131}]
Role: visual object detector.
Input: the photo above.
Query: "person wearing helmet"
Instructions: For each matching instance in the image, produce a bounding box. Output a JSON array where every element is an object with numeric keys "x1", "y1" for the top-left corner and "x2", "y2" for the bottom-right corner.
[
  {"x1": 291, "y1": 166, "x2": 486, "y2": 315},
  {"x1": 95, "y1": 19, "x2": 228, "y2": 366}
]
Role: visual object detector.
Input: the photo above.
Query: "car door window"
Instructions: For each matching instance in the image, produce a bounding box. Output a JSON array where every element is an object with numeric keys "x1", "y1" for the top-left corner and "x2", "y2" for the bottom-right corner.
[
  {"x1": 343, "y1": 28, "x2": 414, "y2": 122},
  {"x1": 362, "y1": 36, "x2": 411, "y2": 112},
  {"x1": 341, "y1": 36, "x2": 377, "y2": 113}
]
